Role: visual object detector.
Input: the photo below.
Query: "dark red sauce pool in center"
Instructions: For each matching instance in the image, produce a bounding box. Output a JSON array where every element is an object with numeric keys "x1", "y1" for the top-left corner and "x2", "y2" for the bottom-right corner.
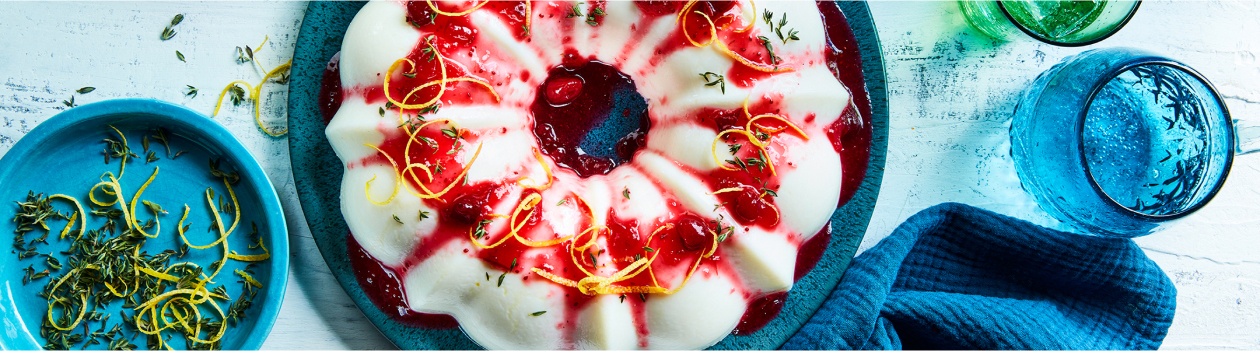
[{"x1": 531, "y1": 57, "x2": 650, "y2": 178}]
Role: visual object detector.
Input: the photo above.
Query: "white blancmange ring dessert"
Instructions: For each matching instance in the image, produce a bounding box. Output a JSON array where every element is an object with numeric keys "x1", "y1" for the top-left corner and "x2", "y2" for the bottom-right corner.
[{"x1": 322, "y1": 0, "x2": 869, "y2": 348}]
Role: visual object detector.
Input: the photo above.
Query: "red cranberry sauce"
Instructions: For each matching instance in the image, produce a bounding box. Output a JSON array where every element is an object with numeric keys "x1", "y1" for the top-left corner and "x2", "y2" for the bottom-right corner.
[
  {"x1": 732, "y1": 223, "x2": 832, "y2": 336},
  {"x1": 732, "y1": 291, "x2": 788, "y2": 335},
  {"x1": 348, "y1": 232, "x2": 459, "y2": 329},
  {"x1": 531, "y1": 58, "x2": 650, "y2": 178},
  {"x1": 818, "y1": 1, "x2": 873, "y2": 206},
  {"x1": 320, "y1": 52, "x2": 343, "y2": 124}
]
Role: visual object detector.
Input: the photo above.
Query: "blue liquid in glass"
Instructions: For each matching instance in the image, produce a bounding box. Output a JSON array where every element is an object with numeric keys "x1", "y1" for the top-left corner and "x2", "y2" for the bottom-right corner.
[{"x1": 1082, "y1": 64, "x2": 1223, "y2": 216}]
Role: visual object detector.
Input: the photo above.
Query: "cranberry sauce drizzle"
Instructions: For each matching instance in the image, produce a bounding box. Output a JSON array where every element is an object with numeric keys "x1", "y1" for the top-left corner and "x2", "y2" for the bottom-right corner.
[
  {"x1": 531, "y1": 59, "x2": 649, "y2": 178},
  {"x1": 405, "y1": 2, "x2": 481, "y2": 50},
  {"x1": 320, "y1": 52, "x2": 343, "y2": 124},
  {"x1": 794, "y1": 222, "x2": 832, "y2": 283},
  {"x1": 647, "y1": 1, "x2": 746, "y2": 72},
  {"x1": 633, "y1": 1, "x2": 685, "y2": 18},
  {"x1": 348, "y1": 232, "x2": 459, "y2": 329},
  {"x1": 731, "y1": 223, "x2": 831, "y2": 336},
  {"x1": 731, "y1": 291, "x2": 788, "y2": 336},
  {"x1": 818, "y1": 1, "x2": 873, "y2": 207}
]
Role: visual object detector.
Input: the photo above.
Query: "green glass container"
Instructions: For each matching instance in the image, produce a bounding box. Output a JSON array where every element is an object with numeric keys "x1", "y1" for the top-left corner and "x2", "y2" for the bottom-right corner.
[{"x1": 959, "y1": 0, "x2": 1140, "y2": 46}]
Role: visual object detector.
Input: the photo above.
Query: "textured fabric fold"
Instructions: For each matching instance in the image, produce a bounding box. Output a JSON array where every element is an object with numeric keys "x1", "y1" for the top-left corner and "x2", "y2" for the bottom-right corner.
[{"x1": 784, "y1": 202, "x2": 1176, "y2": 350}]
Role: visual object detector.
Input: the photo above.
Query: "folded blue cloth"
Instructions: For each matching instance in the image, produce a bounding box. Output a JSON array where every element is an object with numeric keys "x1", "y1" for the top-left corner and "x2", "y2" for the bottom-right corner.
[{"x1": 785, "y1": 203, "x2": 1176, "y2": 350}]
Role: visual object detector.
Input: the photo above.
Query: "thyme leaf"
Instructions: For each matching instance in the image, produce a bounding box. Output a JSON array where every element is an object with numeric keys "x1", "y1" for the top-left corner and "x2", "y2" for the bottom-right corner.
[{"x1": 699, "y1": 72, "x2": 725, "y2": 94}]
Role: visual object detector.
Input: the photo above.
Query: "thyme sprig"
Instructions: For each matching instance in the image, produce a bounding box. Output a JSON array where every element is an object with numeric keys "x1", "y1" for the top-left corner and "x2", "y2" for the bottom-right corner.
[
  {"x1": 762, "y1": 10, "x2": 799, "y2": 44},
  {"x1": 699, "y1": 72, "x2": 726, "y2": 94},
  {"x1": 757, "y1": 36, "x2": 781, "y2": 65}
]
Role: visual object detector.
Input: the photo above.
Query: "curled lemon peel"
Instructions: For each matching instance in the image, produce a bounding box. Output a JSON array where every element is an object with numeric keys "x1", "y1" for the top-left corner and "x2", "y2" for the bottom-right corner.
[
  {"x1": 469, "y1": 193, "x2": 546, "y2": 249},
  {"x1": 250, "y1": 36, "x2": 270, "y2": 73},
  {"x1": 712, "y1": 129, "x2": 766, "y2": 171},
  {"x1": 743, "y1": 94, "x2": 753, "y2": 119},
  {"x1": 422, "y1": 142, "x2": 483, "y2": 199},
  {"x1": 138, "y1": 265, "x2": 181, "y2": 282},
  {"x1": 254, "y1": 61, "x2": 293, "y2": 136},
  {"x1": 575, "y1": 254, "x2": 657, "y2": 295},
  {"x1": 104, "y1": 174, "x2": 135, "y2": 231},
  {"x1": 516, "y1": 147, "x2": 553, "y2": 190},
  {"x1": 683, "y1": 11, "x2": 718, "y2": 48},
  {"x1": 679, "y1": 0, "x2": 788, "y2": 72},
  {"x1": 133, "y1": 288, "x2": 216, "y2": 311},
  {"x1": 363, "y1": 143, "x2": 403, "y2": 205},
  {"x1": 426, "y1": 0, "x2": 488, "y2": 16},
  {"x1": 397, "y1": 76, "x2": 502, "y2": 112},
  {"x1": 643, "y1": 223, "x2": 674, "y2": 247},
  {"x1": 108, "y1": 125, "x2": 129, "y2": 177},
  {"x1": 401, "y1": 118, "x2": 459, "y2": 198},
  {"x1": 523, "y1": 217, "x2": 721, "y2": 296},
  {"x1": 129, "y1": 167, "x2": 161, "y2": 238},
  {"x1": 103, "y1": 281, "x2": 127, "y2": 297},
  {"x1": 733, "y1": 0, "x2": 756, "y2": 33},
  {"x1": 49, "y1": 194, "x2": 85, "y2": 239},
  {"x1": 228, "y1": 237, "x2": 271, "y2": 262},
  {"x1": 204, "y1": 195, "x2": 231, "y2": 281},
  {"x1": 160, "y1": 297, "x2": 196, "y2": 335},
  {"x1": 747, "y1": 114, "x2": 809, "y2": 140},
  {"x1": 707, "y1": 187, "x2": 743, "y2": 196},
  {"x1": 134, "y1": 289, "x2": 229, "y2": 345},
  {"x1": 177, "y1": 179, "x2": 240, "y2": 253},
  {"x1": 715, "y1": 39, "x2": 793, "y2": 73},
  {"x1": 213, "y1": 80, "x2": 255, "y2": 118},
  {"x1": 47, "y1": 292, "x2": 88, "y2": 331},
  {"x1": 401, "y1": 163, "x2": 437, "y2": 198},
  {"x1": 386, "y1": 40, "x2": 447, "y2": 110},
  {"x1": 89, "y1": 181, "x2": 119, "y2": 207},
  {"x1": 531, "y1": 268, "x2": 578, "y2": 287},
  {"x1": 524, "y1": 0, "x2": 532, "y2": 35},
  {"x1": 567, "y1": 225, "x2": 607, "y2": 277},
  {"x1": 675, "y1": 1, "x2": 698, "y2": 24}
]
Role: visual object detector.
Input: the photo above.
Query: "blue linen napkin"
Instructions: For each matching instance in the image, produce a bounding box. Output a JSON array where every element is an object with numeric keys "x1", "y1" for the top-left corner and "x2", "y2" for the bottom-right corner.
[{"x1": 785, "y1": 202, "x2": 1176, "y2": 350}]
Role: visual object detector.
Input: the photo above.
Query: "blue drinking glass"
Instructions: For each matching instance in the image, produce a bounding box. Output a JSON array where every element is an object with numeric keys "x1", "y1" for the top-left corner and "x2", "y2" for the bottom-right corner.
[{"x1": 1011, "y1": 47, "x2": 1259, "y2": 237}]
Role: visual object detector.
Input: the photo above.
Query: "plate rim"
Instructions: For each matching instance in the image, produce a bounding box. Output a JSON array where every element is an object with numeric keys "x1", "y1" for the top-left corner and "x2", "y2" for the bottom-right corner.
[
  {"x1": 0, "y1": 98, "x2": 290, "y2": 350},
  {"x1": 286, "y1": 2, "x2": 887, "y2": 349}
]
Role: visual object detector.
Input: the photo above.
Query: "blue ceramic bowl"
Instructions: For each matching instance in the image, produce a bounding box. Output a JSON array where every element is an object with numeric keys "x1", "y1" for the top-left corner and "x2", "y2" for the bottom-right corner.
[
  {"x1": 0, "y1": 99, "x2": 288, "y2": 350},
  {"x1": 288, "y1": 2, "x2": 887, "y2": 349}
]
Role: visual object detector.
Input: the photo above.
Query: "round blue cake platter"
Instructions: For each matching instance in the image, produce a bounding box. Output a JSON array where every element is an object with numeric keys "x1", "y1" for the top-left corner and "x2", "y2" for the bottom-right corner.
[
  {"x1": 287, "y1": 3, "x2": 887, "y2": 349},
  {"x1": 0, "y1": 99, "x2": 288, "y2": 350}
]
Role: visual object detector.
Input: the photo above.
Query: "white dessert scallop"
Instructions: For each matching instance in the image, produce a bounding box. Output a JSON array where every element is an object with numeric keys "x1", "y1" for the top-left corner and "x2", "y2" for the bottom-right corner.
[{"x1": 327, "y1": 0, "x2": 855, "y2": 349}]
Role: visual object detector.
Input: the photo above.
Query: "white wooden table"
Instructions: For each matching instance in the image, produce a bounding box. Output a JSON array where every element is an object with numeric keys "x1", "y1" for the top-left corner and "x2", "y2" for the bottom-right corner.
[{"x1": 0, "y1": 1, "x2": 1256, "y2": 349}]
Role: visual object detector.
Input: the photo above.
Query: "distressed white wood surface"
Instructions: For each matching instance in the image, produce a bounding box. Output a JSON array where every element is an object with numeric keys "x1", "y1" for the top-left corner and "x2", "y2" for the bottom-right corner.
[{"x1": 0, "y1": 1, "x2": 1255, "y2": 349}]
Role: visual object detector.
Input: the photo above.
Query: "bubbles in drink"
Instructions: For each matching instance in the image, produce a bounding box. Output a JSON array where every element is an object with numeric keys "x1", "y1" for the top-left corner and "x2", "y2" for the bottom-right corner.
[{"x1": 1082, "y1": 64, "x2": 1226, "y2": 216}]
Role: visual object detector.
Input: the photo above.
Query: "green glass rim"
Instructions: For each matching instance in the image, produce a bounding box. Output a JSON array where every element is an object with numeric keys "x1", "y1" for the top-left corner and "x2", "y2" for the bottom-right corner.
[
  {"x1": 1075, "y1": 58, "x2": 1234, "y2": 221},
  {"x1": 997, "y1": 0, "x2": 1142, "y2": 47}
]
